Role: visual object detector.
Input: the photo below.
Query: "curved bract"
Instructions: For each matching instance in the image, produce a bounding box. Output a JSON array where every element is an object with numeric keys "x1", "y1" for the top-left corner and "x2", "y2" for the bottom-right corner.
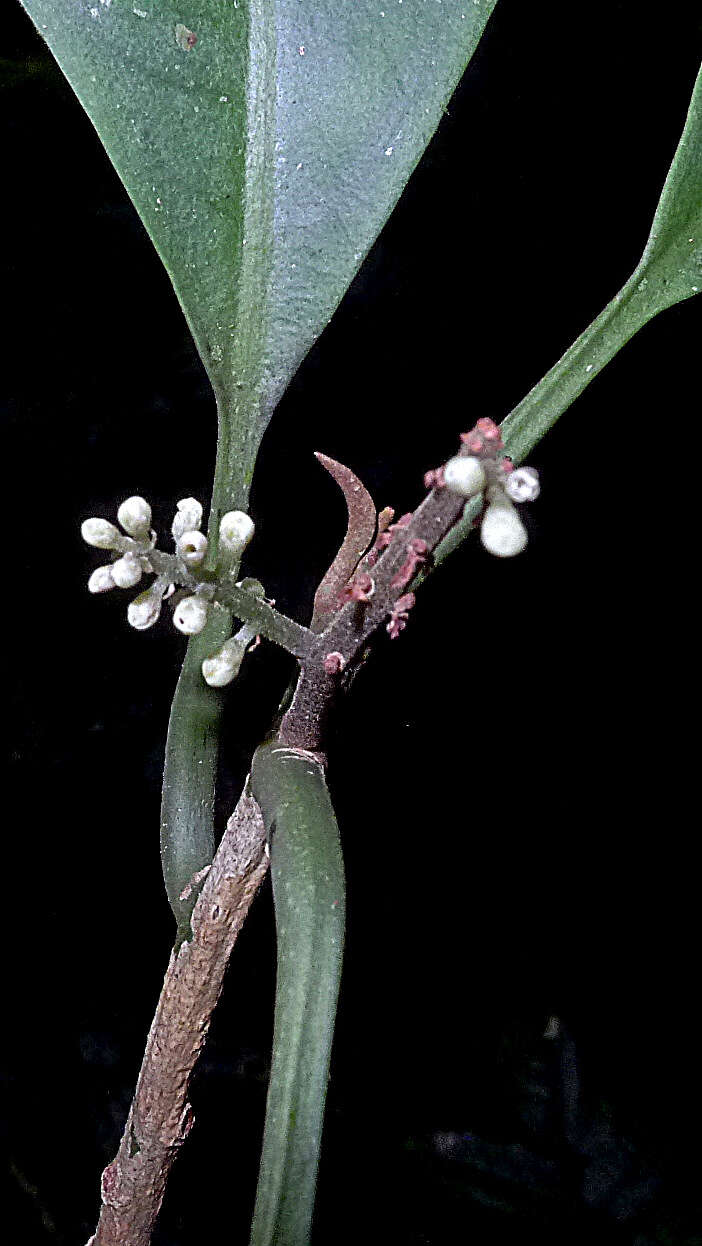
[{"x1": 250, "y1": 743, "x2": 345, "y2": 1246}]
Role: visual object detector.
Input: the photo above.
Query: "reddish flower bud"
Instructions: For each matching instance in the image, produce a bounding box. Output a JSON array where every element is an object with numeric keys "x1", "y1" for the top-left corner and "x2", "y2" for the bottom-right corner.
[
  {"x1": 323, "y1": 651, "x2": 346, "y2": 675},
  {"x1": 476, "y1": 417, "x2": 502, "y2": 441},
  {"x1": 339, "y1": 571, "x2": 375, "y2": 603},
  {"x1": 424, "y1": 465, "x2": 446, "y2": 490},
  {"x1": 460, "y1": 432, "x2": 483, "y2": 453},
  {"x1": 408, "y1": 538, "x2": 429, "y2": 556}
]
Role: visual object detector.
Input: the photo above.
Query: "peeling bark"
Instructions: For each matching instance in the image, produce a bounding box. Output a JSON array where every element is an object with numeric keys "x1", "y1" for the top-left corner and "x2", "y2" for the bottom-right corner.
[{"x1": 92, "y1": 790, "x2": 269, "y2": 1246}]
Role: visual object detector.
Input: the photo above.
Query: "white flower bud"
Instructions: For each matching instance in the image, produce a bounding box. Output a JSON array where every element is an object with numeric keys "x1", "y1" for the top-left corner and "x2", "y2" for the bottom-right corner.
[
  {"x1": 236, "y1": 577, "x2": 266, "y2": 598},
  {"x1": 117, "y1": 495, "x2": 152, "y2": 538},
  {"x1": 505, "y1": 466, "x2": 540, "y2": 503},
  {"x1": 201, "y1": 625, "x2": 255, "y2": 687},
  {"x1": 177, "y1": 529, "x2": 208, "y2": 567},
  {"x1": 127, "y1": 585, "x2": 164, "y2": 630},
  {"x1": 172, "y1": 498, "x2": 203, "y2": 543},
  {"x1": 111, "y1": 553, "x2": 143, "y2": 588},
  {"x1": 443, "y1": 455, "x2": 487, "y2": 498},
  {"x1": 88, "y1": 565, "x2": 116, "y2": 594},
  {"x1": 219, "y1": 511, "x2": 255, "y2": 565},
  {"x1": 173, "y1": 595, "x2": 209, "y2": 635},
  {"x1": 81, "y1": 518, "x2": 122, "y2": 549},
  {"x1": 480, "y1": 499, "x2": 528, "y2": 558}
]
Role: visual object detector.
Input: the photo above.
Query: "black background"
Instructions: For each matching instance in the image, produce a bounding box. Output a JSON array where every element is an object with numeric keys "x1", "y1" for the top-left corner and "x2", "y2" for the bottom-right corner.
[{"x1": 2, "y1": 3, "x2": 702, "y2": 1243}]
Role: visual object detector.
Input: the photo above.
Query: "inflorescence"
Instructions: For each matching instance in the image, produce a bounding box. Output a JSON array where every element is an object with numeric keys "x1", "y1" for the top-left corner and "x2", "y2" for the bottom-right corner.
[
  {"x1": 81, "y1": 496, "x2": 259, "y2": 686},
  {"x1": 424, "y1": 416, "x2": 540, "y2": 557},
  {"x1": 81, "y1": 419, "x2": 540, "y2": 687}
]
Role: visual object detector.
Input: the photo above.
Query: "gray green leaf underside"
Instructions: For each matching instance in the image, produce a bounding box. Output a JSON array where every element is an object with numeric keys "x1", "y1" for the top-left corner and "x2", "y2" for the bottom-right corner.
[{"x1": 20, "y1": 0, "x2": 498, "y2": 492}]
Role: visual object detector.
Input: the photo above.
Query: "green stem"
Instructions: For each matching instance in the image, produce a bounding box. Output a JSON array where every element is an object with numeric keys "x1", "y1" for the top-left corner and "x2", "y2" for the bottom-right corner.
[
  {"x1": 499, "y1": 265, "x2": 649, "y2": 463},
  {"x1": 160, "y1": 0, "x2": 277, "y2": 935},
  {"x1": 249, "y1": 744, "x2": 345, "y2": 1246},
  {"x1": 160, "y1": 400, "x2": 264, "y2": 936},
  {"x1": 160, "y1": 610, "x2": 233, "y2": 938},
  {"x1": 432, "y1": 266, "x2": 650, "y2": 572}
]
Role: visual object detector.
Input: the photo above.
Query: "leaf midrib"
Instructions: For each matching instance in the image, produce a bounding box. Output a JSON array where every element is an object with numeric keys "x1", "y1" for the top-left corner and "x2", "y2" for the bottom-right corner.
[{"x1": 211, "y1": 0, "x2": 277, "y2": 515}]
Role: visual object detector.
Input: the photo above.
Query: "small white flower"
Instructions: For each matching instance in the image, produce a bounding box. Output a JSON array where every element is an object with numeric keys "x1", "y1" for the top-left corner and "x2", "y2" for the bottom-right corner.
[
  {"x1": 505, "y1": 466, "x2": 540, "y2": 503},
  {"x1": 219, "y1": 511, "x2": 255, "y2": 562},
  {"x1": 117, "y1": 495, "x2": 152, "y2": 539},
  {"x1": 111, "y1": 553, "x2": 143, "y2": 588},
  {"x1": 480, "y1": 498, "x2": 528, "y2": 557},
  {"x1": 127, "y1": 583, "x2": 165, "y2": 630},
  {"x1": 88, "y1": 565, "x2": 116, "y2": 593},
  {"x1": 443, "y1": 455, "x2": 487, "y2": 498},
  {"x1": 177, "y1": 529, "x2": 208, "y2": 567},
  {"x1": 201, "y1": 625, "x2": 256, "y2": 687},
  {"x1": 172, "y1": 498, "x2": 203, "y2": 543},
  {"x1": 173, "y1": 595, "x2": 209, "y2": 635},
  {"x1": 81, "y1": 518, "x2": 122, "y2": 549}
]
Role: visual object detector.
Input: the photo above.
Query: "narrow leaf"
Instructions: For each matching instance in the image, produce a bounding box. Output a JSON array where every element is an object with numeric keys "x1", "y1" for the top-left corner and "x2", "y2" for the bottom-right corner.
[
  {"x1": 432, "y1": 60, "x2": 702, "y2": 570},
  {"x1": 500, "y1": 60, "x2": 702, "y2": 466},
  {"x1": 250, "y1": 744, "x2": 345, "y2": 1246}
]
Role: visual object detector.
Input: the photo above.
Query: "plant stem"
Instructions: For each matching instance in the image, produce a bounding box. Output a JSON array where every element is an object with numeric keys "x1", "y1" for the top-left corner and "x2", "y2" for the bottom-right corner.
[
  {"x1": 160, "y1": 614, "x2": 234, "y2": 936},
  {"x1": 249, "y1": 744, "x2": 345, "y2": 1246},
  {"x1": 499, "y1": 267, "x2": 649, "y2": 464},
  {"x1": 92, "y1": 789, "x2": 269, "y2": 1246},
  {"x1": 430, "y1": 268, "x2": 652, "y2": 573}
]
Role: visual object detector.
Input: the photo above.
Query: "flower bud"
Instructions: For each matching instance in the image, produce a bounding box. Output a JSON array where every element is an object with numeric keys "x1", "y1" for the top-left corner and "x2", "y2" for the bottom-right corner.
[
  {"x1": 127, "y1": 585, "x2": 164, "y2": 630},
  {"x1": 443, "y1": 455, "x2": 487, "y2": 498},
  {"x1": 111, "y1": 553, "x2": 143, "y2": 588},
  {"x1": 177, "y1": 529, "x2": 208, "y2": 567},
  {"x1": 88, "y1": 565, "x2": 115, "y2": 593},
  {"x1": 505, "y1": 466, "x2": 540, "y2": 503},
  {"x1": 201, "y1": 625, "x2": 256, "y2": 687},
  {"x1": 173, "y1": 595, "x2": 209, "y2": 635},
  {"x1": 236, "y1": 577, "x2": 266, "y2": 598},
  {"x1": 219, "y1": 511, "x2": 255, "y2": 563},
  {"x1": 117, "y1": 495, "x2": 152, "y2": 539},
  {"x1": 480, "y1": 499, "x2": 528, "y2": 557},
  {"x1": 81, "y1": 518, "x2": 122, "y2": 549},
  {"x1": 172, "y1": 498, "x2": 203, "y2": 543}
]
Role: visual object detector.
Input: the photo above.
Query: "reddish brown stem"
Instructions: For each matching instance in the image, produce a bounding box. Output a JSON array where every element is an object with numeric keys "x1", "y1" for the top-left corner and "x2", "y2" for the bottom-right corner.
[{"x1": 90, "y1": 790, "x2": 269, "y2": 1246}]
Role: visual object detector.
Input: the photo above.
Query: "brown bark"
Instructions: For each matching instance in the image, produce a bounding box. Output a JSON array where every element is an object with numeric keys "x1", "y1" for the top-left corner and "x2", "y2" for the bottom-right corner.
[
  {"x1": 90, "y1": 790, "x2": 269, "y2": 1246},
  {"x1": 87, "y1": 439, "x2": 491, "y2": 1243}
]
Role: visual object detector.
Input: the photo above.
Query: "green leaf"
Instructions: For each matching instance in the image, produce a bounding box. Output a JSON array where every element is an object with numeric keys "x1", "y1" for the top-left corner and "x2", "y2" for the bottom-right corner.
[
  {"x1": 18, "y1": 0, "x2": 499, "y2": 935},
  {"x1": 499, "y1": 59, "x2": 702, "y2": 466},
  {"x1": 250, "y1": 744, "x2": 345, "y2": 1246},
  {"x1": 434, "y1": 58, "x2": 702, "y2": 570},
  {"x1": 19, "y1": 0, "x2": 498, "y2": 501}
]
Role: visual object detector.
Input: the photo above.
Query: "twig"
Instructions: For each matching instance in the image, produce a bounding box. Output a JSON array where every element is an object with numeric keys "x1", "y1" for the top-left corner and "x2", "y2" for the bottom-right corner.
[
  {"x1": 88, "y1": 438, "x2": 490, "y2": 1241},
  {"x1": 278, "y1": 456, "x2": 470, "y2": 747},
  {"x1": 147, "y1": 549, "x2": 312, "y2": 659},
  {"x1": 90, "y1": 790, "x2": 269, "y2": 1246}
]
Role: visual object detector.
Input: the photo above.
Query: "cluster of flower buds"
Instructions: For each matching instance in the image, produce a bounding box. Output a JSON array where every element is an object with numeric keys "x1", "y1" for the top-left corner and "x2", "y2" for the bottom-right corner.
[
  {"x1": 425, "y1": 417, "x2": 540, "y2": 557},
  {"x1": 81, "y1": 495, "x2": 156, "y2": 598},
  {"x1": 82, "y1": 495, "x2": 260, "y2": 684}
]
